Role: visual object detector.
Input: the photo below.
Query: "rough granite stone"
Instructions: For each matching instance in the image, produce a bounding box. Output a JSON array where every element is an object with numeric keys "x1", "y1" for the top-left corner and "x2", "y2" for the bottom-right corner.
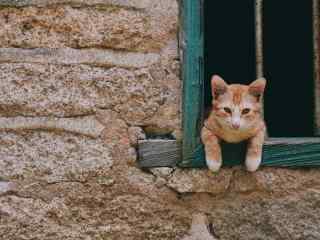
[
  {"x1": 1, "y1": 0, "x2": 320, "y2": 239},
  {"x1": 143, "y1": 40, "x2": 181, "y2": 135},
  {"x1": 0, "y1": 186, "x2": 190, "y2": 240},
  {"x1": 0, "y1": 116, "x2": 105, "y2": 138},
  {"x1": 0, "y1": 59, "x2": 180, "y2": 133},
  {"x1": 182, "y1": 214, "x2": 216, "y2": 240},
  {"x1": 128, "y1": 126, "x2": 146, "y2": 146},
  {"x1": 0, "y1": 131, "x2": 113, "y2": 183},
  {"x1": 0, "y1": 181, "x2": 16, "y2": 195},
  {"x1": 0, "y1": 2, "x2": 177, "y2": 52},
  {"x1": 204, "y1": 190, "x2": 320, "y2": 240},
  {"x1": 150, "y1": 167, "x2": 174, "y2": 179},
  {"x1": 167, "y1": 168, "x2": 233, "y2": 194},
  {"x1": 0, "y1": 48, "x2": 160, "y2": 68},
  {"x1": 0, "y1": 0, "x2": 151, "y2": 9},
  {"x1": 0, "y1": 64, "x2": 164, "y2": 123}
]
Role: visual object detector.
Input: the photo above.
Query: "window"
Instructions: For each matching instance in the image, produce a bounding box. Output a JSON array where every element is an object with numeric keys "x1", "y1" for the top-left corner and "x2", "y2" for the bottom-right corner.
[{"x1": 138, "y1": 0, "x2": 320, "y2": 168}]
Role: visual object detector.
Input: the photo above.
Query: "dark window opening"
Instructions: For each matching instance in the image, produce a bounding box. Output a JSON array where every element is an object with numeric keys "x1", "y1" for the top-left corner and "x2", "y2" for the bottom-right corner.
[
  {"x1": 263, "y1": 0, "x2": 315, "y2": 137},
  {"x1": 204, "y1": 0, "x2": 315, "y2": 137},
  {"x1": 204, "y1": 0, "x2": 257, "y2": 110}
]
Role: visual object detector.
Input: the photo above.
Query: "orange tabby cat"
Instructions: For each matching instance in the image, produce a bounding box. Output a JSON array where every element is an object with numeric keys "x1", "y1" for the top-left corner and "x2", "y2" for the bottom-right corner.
[{"x1": 201, "y1": 75, "x2": 266, "y2": 172}]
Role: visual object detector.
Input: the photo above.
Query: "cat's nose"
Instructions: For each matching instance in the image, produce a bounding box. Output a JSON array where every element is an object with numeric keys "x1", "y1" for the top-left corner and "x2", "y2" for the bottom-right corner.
[{"x1": 232, "y1": 123, "x2": 240, "y2": 129}]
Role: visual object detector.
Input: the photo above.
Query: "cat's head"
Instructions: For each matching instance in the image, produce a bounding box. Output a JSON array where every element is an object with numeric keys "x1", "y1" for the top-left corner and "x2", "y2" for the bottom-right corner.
[{"x1": 211, "y1": 75, "x2": 266, "y2": 131}]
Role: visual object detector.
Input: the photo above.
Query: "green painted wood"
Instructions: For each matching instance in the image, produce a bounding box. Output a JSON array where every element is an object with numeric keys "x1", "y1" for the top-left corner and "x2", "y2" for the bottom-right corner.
[
  {"x1": 185, "y1": 141, "x2": 247, "y2": 168},
  {"x1": 138, "y1": 138, "x2": 320, "y2": 168},
  {"x1": 180, "y1": 0, "x2": 205, "y2": 167},
  {"x1": 262, "y1": 138, "x2": 320, "y2": 167},
  {"x1": 180, "y1": 0, "x2": 256, "y2": 167}
]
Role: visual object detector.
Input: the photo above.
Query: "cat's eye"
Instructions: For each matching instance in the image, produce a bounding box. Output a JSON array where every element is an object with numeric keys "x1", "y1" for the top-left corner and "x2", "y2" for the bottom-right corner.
[
  {"x1": 242, "y1": 108, "x2": 251, "y2": 115},
  {"x1": 223, "y1": 107, "x2": 232, "y2": 114}
]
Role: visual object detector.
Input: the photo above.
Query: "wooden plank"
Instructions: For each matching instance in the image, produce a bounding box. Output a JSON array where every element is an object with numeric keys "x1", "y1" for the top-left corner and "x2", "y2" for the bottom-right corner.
[
  {"x1": 138, "y1": 140, "x2": 181, "y2": 168},
  {"x1": 180, "y1": 0, "x2": 205, "y2": 167},
  {"x1": 138, "y1": 138, "x2": 320, "y2": 168}
]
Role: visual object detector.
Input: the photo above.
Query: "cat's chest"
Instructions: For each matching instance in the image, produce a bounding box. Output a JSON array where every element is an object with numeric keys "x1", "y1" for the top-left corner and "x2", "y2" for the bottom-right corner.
[
  {"x1": 218, "y1": 129, "x2": 252, "y2": 143},
  {"x1": 204, "y1": 120, "x2": 254, "y2": 143}
]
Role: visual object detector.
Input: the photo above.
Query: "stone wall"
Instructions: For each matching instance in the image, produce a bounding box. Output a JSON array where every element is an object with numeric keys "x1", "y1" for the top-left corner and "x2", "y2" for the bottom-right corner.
[{"x1": 1, "y1": 1, "x2": 320, "y2": 240}]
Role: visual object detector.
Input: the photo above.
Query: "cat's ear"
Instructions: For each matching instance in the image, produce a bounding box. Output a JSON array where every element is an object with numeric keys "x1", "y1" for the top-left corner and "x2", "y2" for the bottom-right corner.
[
  {"x1": 211, "y1": 75, "x2": 228, "y2": 99},
  {"x1": 249, "y1": 78, "x2": 266, "y2": 100}
]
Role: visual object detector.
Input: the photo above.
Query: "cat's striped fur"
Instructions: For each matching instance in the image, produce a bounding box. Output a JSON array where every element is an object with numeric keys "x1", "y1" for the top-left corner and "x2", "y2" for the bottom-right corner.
[{"x1": 201, "y1": 75, "x2": 266, "y2": 172}]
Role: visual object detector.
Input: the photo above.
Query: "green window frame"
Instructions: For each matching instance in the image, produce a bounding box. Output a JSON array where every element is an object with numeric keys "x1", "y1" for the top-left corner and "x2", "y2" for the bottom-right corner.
[
  {"x1": 179, "y1": 0, "x2": 205, "y2": 167},
  {"x1": 138, "y1": 0, "x2": 320, "y2": 169}
]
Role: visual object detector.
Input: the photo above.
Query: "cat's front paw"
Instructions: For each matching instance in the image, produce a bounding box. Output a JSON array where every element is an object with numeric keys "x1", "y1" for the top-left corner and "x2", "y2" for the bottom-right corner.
[
  {"x1": 206, "y1": 159, "x2": 222, "y2": 172},
  {"x1": 245, "y1": 157, "x2": 261, "y2": 172}
]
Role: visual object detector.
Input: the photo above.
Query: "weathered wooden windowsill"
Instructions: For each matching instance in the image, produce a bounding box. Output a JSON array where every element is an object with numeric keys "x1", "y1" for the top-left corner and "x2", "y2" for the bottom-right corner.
[{"x1": 138, "y1": 138, "x2": 320, "y2": 168}]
